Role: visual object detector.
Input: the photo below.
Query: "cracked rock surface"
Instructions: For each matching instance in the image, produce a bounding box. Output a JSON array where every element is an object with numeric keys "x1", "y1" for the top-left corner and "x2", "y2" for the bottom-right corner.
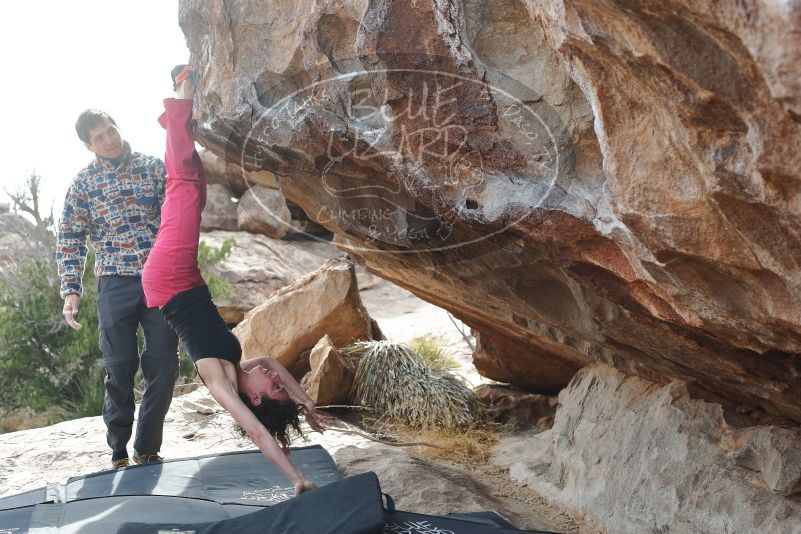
[
  {"x1": 178, "y1": 0, "x2": 801, "y2": 420},
  {"x1": 494, "y1": 364, "x2": 801, "y2": 533}
]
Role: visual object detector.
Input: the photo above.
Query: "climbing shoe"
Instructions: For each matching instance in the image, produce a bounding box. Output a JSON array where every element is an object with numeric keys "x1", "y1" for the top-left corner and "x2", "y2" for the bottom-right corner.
[
  {"x1": 171, "y1": 64, "x2": 195, "y2": 90},
  {"x1": 133, "y1": 452, "x2": 164, "y2": 465}
]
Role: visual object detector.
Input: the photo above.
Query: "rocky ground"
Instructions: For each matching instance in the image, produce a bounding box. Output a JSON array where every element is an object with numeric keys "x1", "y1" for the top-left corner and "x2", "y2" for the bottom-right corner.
[{"x1": 0, "y1": 277, "x2": 596, "y2": 533}]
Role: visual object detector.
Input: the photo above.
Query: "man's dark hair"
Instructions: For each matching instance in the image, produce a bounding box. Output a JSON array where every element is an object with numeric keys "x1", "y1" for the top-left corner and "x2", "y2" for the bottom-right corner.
[
  {"x1": 75, "y1": 109, "x2": 117, "y2": 143},
  {"x1": 239, "y1": 394, "x2": 304, "y2": 449}
]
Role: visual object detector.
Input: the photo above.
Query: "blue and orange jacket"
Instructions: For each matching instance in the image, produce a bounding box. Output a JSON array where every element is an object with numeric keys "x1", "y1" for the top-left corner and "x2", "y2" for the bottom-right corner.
[{"x1": 56, "y1": 144, "x2": 166, "y2": 298}]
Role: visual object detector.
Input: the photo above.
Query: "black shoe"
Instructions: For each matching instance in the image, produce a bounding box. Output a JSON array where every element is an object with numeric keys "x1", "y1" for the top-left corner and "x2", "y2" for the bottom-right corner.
[
  {"x1": 132, "y1": 452, "x2": 164, "y2": 465},
  {"x1": 171, "y1": 64, "x2": 195, "y2": 90}
]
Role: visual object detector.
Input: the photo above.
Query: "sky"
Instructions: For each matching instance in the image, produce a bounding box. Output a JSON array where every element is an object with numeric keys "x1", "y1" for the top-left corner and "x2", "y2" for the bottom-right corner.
[{"x1": 0, "y1": 1, "x2": 189, "y2": 219}]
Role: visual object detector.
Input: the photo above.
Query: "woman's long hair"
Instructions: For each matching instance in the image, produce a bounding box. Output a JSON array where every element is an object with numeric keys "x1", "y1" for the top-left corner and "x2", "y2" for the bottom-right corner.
[{"x1": 239, "y1": 394, "x2": 304, "y2": 449}]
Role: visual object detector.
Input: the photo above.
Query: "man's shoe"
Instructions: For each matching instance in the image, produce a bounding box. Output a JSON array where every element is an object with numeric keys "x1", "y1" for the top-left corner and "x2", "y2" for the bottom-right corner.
[
  {"x1": 111, "y1": 458, "x2": 130, "y2": 469},
  {"x1": 133, "y1": 453, "x2": 164, "y2": 465}
]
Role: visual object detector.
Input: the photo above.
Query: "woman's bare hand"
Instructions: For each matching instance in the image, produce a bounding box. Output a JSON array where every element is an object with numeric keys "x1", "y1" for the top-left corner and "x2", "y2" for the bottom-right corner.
[
  {"x1": 293, "y1": 478, "x2": 318, "y2": 496},
  {"x1": 304, "y1": 404, "x2": 326, "y2": 433}
]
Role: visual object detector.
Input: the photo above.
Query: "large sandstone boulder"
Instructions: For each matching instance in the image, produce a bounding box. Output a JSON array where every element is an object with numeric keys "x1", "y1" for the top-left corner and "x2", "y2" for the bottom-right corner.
[
  {"x1": 179, "y1": 0, "x2": 801, "y2": 422},
  {"x1": 494, "y1": 364, "x2": 801, "y2": 533},
  {"x1": 200, "y1": 147, "x2": 279, "y2": 195},
  {"x1": 724, "y1": 426, "x2": 801, "y2": 497},
  {"x1": 301, "y1": 335, "x2": 355, "y2": 406},
  {"x1": 200, "y1": 230, "x2": 332, "y2": 323},
  {"x1": 200, "y1": 183, "x2": 237, "y2": 231},
  {"x1": 233, "y1": 258, "x2": 374, "y2": 367},
  {"x1": 237, "y1": 185, "x2": 291, "y2": 238}
]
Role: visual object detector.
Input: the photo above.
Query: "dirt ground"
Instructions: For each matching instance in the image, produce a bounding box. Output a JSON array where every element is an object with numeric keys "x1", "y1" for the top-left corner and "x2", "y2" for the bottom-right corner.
[{"x1": 467, "y1": 461, "x2": 604, "y2": 533}]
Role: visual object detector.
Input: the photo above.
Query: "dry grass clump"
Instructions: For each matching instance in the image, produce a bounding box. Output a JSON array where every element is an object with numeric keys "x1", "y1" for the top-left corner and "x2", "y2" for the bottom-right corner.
[
  {"x1": 0, "y1": 408, "x2": 59, "y2": 434},
  {"x1": 384, "y1": 419, "x2": 510, "y2": 465},
  {"x1": 407, "y1": 335, "x2": 460, "y2": 371},
  {"x1": 343, "y1": 340, "x2": 482, "y2": 428}
]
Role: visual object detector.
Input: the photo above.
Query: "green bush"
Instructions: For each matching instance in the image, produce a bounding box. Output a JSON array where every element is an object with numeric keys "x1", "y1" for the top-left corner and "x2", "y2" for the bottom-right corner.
[
  {"x1": 0, "y1": 177, "x2": 237, "y2": 428},
  {"x1": 0, "y1": 235, "x2": 102, "y2": 420},
  {"x1": 198, "y1": 238, "x2": 235, "y2": 301},
  {"x1": 60, "y1": 362, "x2": 106, "y2": 420}
]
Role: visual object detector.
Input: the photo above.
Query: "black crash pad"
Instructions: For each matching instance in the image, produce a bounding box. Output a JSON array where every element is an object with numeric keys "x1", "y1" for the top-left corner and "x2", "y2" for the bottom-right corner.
[
  {"x1": 0, "y1": 505, "x2": 35, "y2": 533},
  {"x1": 116, "y1": 472, "x2": 386, "y2": 534},
  {"x1": 384, "y1": 510, "x2": 561, "y2": 533},
  {"x1": 0, "y1": 487, "x2": 48, "y2": 510},
  {"x1": 63, "y1": 445, "x2": 339, "y2": 505},
  {"x1": 0, "y1": 445, "x2": 563, "y2": 534}
]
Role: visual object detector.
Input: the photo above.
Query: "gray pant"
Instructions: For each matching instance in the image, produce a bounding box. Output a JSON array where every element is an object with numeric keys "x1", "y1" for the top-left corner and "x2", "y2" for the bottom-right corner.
[{"x1": 96, "y1": 275, "x2": 178, "y2": 459}]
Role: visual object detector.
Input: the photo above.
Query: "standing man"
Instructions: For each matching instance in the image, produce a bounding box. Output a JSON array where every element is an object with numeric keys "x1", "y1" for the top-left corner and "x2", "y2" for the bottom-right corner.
[{"x1": 57, "y1": 110, "x2": 179, "y2": 468}]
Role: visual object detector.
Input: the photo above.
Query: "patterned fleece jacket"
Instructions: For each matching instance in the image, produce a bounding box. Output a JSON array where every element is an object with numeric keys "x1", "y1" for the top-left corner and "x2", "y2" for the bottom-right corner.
[{"x1": 56, "y1": 142, "x2": 166, "y2": 298}]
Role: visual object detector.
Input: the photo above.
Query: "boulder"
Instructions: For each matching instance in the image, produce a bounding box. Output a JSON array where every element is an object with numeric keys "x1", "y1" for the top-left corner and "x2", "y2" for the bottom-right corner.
[
  {"x1": 180, "y1": 0, "x2": 801, "y2": 422},
  {"x1": 301, "y1": 335, "x2": 355, "y2": 406},
  {"x1": 288, "y1": 218, "x2": 327, "y2": 235},
  {"x1": 200, "y1": 230, "x2": 332, "y2": 323},
  {"x1": 233, "y1": 258, "x2": 374, "y2": 368},
  {"x1": 200, "y1": 183, "x2": 238, "y2": 231},
  {"x1": 200, "y1": 148, "x2": 279, "y2": 195},
  {"x1": 237, "y1": 185, "x2": 291, "y2": 238},
  {"x1": 494, "y1": 364, "x2": 801, "y2": 533},
  {"x1": 472, "y1": 330, "x2": 590, "y2": 396},
  {"x1": 724, "y1": 426, "x2": 801, "y2": 496}
]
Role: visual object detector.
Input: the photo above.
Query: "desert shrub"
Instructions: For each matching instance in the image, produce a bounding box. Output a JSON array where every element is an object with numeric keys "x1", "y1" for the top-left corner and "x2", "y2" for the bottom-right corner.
[
  {"x1": 198, "y1": 238, "x2": 235, "y2": 301},
  {"x1": 0, "y1": 175, "x2": 104, "y2": 421},
  {"x1": 344, "y1": 340, "x2": 482, "y2": 428},
  {"x1": 0, "y1": 177, "x2": 235, "y2": 428}
]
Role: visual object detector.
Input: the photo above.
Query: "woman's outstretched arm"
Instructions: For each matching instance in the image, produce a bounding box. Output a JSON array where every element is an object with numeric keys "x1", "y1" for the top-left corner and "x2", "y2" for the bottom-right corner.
[{"x1": 197, "y1": 358, "x2": 317, "y2": 495}]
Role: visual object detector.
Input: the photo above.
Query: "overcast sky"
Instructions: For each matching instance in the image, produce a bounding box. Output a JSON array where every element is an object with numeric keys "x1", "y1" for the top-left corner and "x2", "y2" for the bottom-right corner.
[{"x1": 0, "y1": 1, "x2": 189, "y2": 219}]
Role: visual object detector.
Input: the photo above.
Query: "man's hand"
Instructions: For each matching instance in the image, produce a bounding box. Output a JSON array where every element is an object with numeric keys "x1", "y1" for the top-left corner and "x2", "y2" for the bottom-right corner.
[
  {"x1": 63, "y1": 294, "x2": 82, "y2": 330},
  {"x1": 303, "y1": 403, "x2": 326, "y2": 433},
  {"x1": 293, "y1": 478, "x2": 318, "y2": 496}
]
